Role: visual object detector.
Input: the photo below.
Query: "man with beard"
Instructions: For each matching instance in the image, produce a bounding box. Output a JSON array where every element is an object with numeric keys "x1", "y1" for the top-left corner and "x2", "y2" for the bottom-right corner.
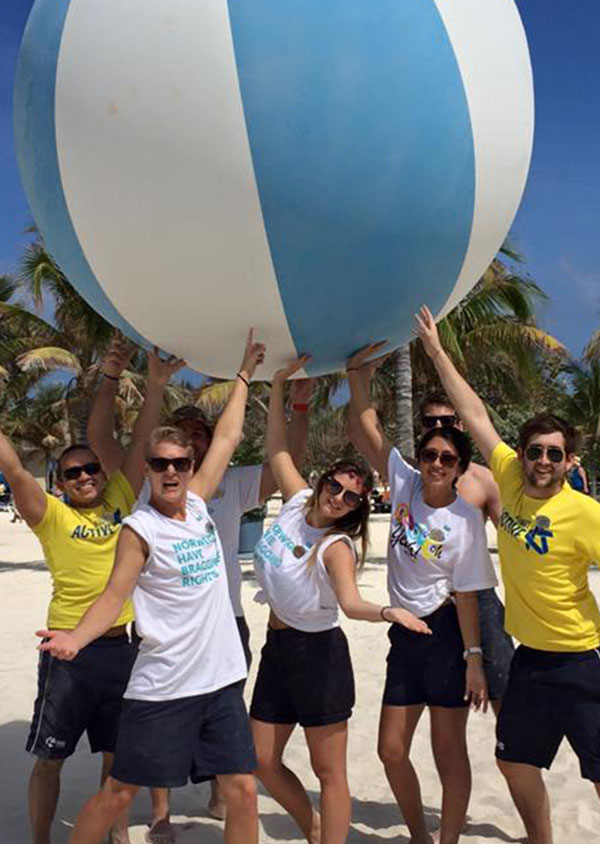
[{"x1": 416, "y1": 305, "x2": 600, "y2": 844}]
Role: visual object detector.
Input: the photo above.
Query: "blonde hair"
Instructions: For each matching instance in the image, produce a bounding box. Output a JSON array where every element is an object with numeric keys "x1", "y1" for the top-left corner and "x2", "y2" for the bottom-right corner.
[{"x1": 145, "y1": 426, "x2": 194, "y2": 459}]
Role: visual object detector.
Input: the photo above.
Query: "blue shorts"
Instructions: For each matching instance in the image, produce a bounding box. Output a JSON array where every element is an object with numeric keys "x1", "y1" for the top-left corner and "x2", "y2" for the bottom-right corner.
[
  {"x1": 496, "y1": 645, "x2": 600, "y2": 782},
  {"x1": 111, "y1": 682, "x2": 256, "y2": 788},
  {"x1": 477, "y1": 588, "x2": 515, "y2": 700}
]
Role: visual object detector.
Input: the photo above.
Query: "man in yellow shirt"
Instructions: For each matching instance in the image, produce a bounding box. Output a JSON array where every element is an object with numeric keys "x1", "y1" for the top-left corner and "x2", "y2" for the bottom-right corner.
[
  {"x1": 415, "y1": 306, "x2": 600, "y2": 844},
  {"x1": 0, "y1": 349, "x2": 183, "y2": 844}
]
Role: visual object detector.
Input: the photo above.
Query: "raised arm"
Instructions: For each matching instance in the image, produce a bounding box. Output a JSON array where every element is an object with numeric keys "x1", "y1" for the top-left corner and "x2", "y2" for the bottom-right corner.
[
  {"x1": 0, "y1": 428, "x2": 47, "y2": 527},
  {"x1": 37, "y1": 526, "x2": 147, "y2": 659},
  {"x1": 87, "y1": 334, "x2": 133, "y2": 475},
  {"x1": 257, "y1": 376, "x2": 315, "y2": 503},
  {"x1": 121, "y1": 348, "x2": 185, "y2": 496},
  {"x1": 346, "y1": 342, "x2": 392, "y2": 477},
  {"x1": 347, "y1": 350, "x2": 391, "y2": 473},
  {"x1": 190, "y1": 330, "x2": 265, "y2": 502},
  {"x1": 415, "y1": 306, "x2": 501, "y2": 464},
  {"x1": 265, "y1": 356, "x2": 312, "y2": 502}
]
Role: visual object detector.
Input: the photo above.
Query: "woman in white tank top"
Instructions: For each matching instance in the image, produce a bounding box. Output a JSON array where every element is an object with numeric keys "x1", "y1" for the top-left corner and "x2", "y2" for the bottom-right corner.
[{"x1": 250, "y1": 356, "x2": 430, "y2": 844}]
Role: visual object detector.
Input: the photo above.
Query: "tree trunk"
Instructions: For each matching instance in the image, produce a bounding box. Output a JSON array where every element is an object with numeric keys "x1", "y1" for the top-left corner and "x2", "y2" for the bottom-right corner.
[{"x1": 393, "y1": 344, "x2": 414, "y2": 459}]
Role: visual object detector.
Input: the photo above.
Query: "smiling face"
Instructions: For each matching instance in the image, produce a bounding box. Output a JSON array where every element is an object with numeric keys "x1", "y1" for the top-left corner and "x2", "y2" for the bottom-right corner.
[
  {"x1": 146, "y1": 441, "x2": 194, "y2": 508},
  {"x1": 58, "y1": 447, "x2": 106, "y2": 508},
  {"x1": 316, "y1": 470, "x2": 365, "y2": 524},
  {"x1": 417, "y1": 434, "x2": 463, "y2": 494},
  {"x1": 518, "y1": 431, "x2": 574, "y2": 498},
  {"x1": 174, "y1": 419, "x2": 212, "y2": 468}
]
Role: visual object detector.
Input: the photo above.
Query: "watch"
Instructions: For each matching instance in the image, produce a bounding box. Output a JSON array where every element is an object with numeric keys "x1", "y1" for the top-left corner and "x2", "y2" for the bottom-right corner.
[{"x1": 463, "y1": 646, "x2": 483, "y2": 660}]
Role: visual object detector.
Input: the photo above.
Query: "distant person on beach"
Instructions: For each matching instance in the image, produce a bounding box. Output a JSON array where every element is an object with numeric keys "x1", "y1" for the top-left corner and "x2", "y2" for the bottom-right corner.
[
  {"x1": 39, "y1": 332, "x2": 265, "y2": 844},
  {"x1": 416, "y1": 304, "x2": 600, "y2": 844},
  {"x1": 347, "y1": 344, "x2": 496, "y2": 844},
  {"x1": 567, "y1": 456, "x2": 590, "y2": 494},
  {"x1": 0, "y1": 348, "x2": 182, "y2": 844},
  {"x1": 87, "y1": 333, "x2": 310, "y2": 834},
  {"x1": 250, "y1": 356, "x2": 431, "y2": 844}
]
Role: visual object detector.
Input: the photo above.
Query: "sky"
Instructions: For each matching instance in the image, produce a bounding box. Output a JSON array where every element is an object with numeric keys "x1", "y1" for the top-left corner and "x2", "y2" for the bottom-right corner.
[{"x1": 1, "y1": 0, "x2": 599, "y2": 360}]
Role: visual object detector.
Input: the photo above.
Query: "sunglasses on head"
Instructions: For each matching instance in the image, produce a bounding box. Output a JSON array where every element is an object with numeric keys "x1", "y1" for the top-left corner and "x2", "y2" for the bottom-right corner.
[
  {"x1": 147, "y1": 457, "x2": 193, "y2": 473},
  {"x1": 525, "y1": 445, "x2": 565, "y2": 464},
  {"x1": 324, "y1": 477, "x2": 364, "y2": 509},
  {"x1": 62, "y1": 462, "x2": 102, "y2": 481},
  {"x1": 421, "y1": 414, "x2": 458, "y2": 429},
  {"x1": 420, "y1": 448, "x2": 459, "y2": 468}
]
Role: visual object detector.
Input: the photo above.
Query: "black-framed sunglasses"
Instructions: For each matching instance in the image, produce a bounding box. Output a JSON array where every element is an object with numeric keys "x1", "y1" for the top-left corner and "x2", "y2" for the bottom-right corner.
[
  {"x1": 421, "y1": 413, "x2": 459, "y2": 429},
  {"x1": 62, "y1": 462, "x2": 102, "y2": 481},
  {"x1": 420, "y1": 448, "x2": 459, "y2": 468},
  {"x1": 324, "y1": 477, "x2": 364, "y2": 509},
  {"x1": 147, "y1": 457, "x2": 194, "y2": 473},
  {"x1": 525, "y1": 445, "x2": 565, "y2": 464}
]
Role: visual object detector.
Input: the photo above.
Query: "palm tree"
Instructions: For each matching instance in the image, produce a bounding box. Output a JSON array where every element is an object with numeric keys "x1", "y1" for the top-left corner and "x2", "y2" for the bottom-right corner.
[{"x1": 560, "y1": 360, "x2": 600, "y2": 496}]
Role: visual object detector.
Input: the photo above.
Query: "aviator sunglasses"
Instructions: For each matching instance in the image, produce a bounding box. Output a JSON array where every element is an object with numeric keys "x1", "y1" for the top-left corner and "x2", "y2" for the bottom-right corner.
[
  {"x1": 421, "y1": 413, "x2": 459, "y2": 429},
  {"x1": 147, "y1": 457, "x2": 193, "y2": 473},
  {"x1": 324, "y1": 477, "x2": 364, "y2": 509},
  {"x1": 524, "y1": 445, "x2": 565, "y2": 464},
  {"x1": 62, "y1": 462, "x2": 102, "y2": 481},
  {"x1": 420, "y1": 448, "x2": 459, "y2": 468}
]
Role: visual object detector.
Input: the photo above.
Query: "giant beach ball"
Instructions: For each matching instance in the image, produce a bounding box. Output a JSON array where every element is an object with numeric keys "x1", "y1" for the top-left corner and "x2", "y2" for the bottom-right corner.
[{"x1": 15, "y1": 0, "x2": 533, "y2": 378}]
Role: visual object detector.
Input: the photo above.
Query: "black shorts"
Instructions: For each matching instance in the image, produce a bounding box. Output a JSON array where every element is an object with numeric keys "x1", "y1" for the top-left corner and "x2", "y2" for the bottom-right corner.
[
  {"x1": 250, "y1": 626, "x2": 355, "y2": 728},
  {"x1": 383, "y1": 602, "x2": 467, "y2": 708},
  {"x1": 111, "y1": 682, "x2": 256, "y2": 788},
  {"x1": 496, "y1": 645, "x2": 600, "y2": 782},
  {"x1": 26, "y1": 634, "x2": 135, "y2": 759},
  {"x1": 477, "y1": 588, "x2": 515, "y2": 700},
  {"x1": 236, "y1": 615, "x2": 252, "y2": 670}
]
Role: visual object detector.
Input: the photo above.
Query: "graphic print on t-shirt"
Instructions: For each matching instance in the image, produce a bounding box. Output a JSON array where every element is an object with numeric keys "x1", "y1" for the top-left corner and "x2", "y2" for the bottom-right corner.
[
  {"x1": 172, "y1": 512, "x2": 222, "y2": 588},
  {"x1": 254, "y1": 521, "x2": 312, "y2": 569},
  {"x1": 70, "y1": 507, "x2": 123, "y2": 541},
  {"x1": 390, "y1": 502, "x2": 451, "y2": 563},
  {"x1": 499, "y1": 510, "x2": 554, "y2": 556}
]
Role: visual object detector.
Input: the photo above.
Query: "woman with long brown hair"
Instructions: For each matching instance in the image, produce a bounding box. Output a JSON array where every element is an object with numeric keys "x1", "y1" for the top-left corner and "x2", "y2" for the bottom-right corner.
[{"x1": 250, "y1": 356, "x2": 430, "y2": 844}]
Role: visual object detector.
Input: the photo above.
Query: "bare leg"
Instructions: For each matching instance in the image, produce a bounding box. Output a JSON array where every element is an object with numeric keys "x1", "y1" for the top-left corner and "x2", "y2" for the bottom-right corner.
[
  {"x1": 429, "y1": 707, "x2": 470, "y2": 844},
  {"x1": 378, "y1": 705, "x2": 432, "y2": 844},
  {"x1": 305, "y1": 721, "x2": 350, "y2": 844},
  {"x1": 217, "y1": 773, "x2": 258, "y2": 844},
  {"x1": 69, "y1": 777, "x2": 139, "y2": 844},
  {"x1": 251, "y1": 718, "x2": 320, "y2": 844},
  {"x1": 497, "y1": 759, "x2": 553, "y2": 844},
  {"x1": 595, "y1": 783, "x2": 600, "y2": 800},
  {"x1": 490, "y1": 698, "x2": 502, "y2": 718},
  {"x1": 207, "y1": 779, "x2": 226, "y2": 821},
  {"x1": 28, "y1": 757, "x2": 65, "y2": 844},
  {"x1": 147, "y1": 789, "x2": 175, "y2": 844},
  {"x1": 100, "y1": 753, "x2": 132, "y2": 844}
]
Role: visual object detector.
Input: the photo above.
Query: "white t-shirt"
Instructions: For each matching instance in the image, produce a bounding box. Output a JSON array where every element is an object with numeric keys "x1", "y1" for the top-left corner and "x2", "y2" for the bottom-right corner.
[
  {"x1": 138, "y1": 465, "x2": 261, "y2": 616},
  {"x1": 253, "y1": 488, "x2": 355, "y2": 632},
  {"x1": 387, "y1": 448, "x2": 497, "y2": 617},
  {"x1": 123, "y1": 495, "x2": 247, "y2": 701}
]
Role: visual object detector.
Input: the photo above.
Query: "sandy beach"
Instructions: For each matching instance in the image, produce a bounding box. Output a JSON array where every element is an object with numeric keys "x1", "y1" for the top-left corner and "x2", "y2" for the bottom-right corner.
[{"x1": 1, "y1": 507, "x2": 599, "y2": 844}]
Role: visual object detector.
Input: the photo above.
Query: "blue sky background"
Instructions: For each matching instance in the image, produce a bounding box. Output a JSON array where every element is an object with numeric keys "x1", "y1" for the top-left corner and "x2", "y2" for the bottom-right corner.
[{"x1": 1, "y1": 0, "x2": 599, "y2": 360}]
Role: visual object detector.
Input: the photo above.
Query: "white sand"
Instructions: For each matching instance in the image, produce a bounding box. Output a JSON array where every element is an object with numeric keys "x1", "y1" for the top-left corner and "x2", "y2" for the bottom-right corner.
[{"x1": 1, "y1": 508, "x2": 599, "y2": 844}]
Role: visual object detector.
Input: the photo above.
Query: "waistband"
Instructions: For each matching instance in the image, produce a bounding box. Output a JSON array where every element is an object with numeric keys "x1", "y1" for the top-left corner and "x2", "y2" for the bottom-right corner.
[{"x1": 517, "y1": 644, "x2": 600, "y2": 664}]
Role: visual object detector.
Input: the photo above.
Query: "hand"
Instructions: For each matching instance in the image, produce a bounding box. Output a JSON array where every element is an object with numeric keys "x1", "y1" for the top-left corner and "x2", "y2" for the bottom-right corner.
[
  {"x1": 414, "y1": 306, "x2": 443, "y2": 359},
  {"x1": 464, "y1": 658, "x2": 489, "y2": 712},
  {"x1": 239, "y1": 329, "x2": 266, "y2": 381},
  {"x1": 386, "y1": 607, "x2": 432, "y2": 635},
  {"x1": 290, "y1": 376, "x2": 316, "y2": 405},
  {"x1": 273, "y1": 354, "x2": 312, "y2": 383},
  {"x1": 346, "y1": 341, "x2": 387, "y2": 373},
  {"x1": 36, "y1": 629, "x2": 80, "y2": 661},
  {"x1": 147, "y1": 347, "x2": 186, "y2": 387},
  {"x1": 102, "y1": 332, "x2": 135, "y2": 379}
]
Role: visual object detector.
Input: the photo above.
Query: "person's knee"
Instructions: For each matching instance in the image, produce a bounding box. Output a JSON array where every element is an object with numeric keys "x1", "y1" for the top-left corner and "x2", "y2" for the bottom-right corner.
[
  {"x1": 97, "y1": 778, "x2": 137, "y2": 815},
  {"x1": 32, "y1": 757, "x2": 65, "y2": 779},
  {"x1": 432, "y1": 738, "x2": 469, "y2": 775},
  {"x1": 496, "y1": 757, "x2": 543, "y2": 788},
  {"x1": 378, "y1": 735, "x2": 410, "y2": 768},
  {"x1": 310, "y1": 756, "x2": 347, "y2": 787},
  {"x1": 220, "y1": 774, "x2": 257, "y2": 815}
]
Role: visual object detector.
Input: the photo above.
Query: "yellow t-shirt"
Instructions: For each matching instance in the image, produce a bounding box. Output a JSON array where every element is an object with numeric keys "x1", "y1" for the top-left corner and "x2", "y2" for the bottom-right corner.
[
  {"x1": 491, "y1": 442, "x2": 600, "y2": 651},
  {"x1": 32, "y1": 471, "x2": 136, "y2": 629}
]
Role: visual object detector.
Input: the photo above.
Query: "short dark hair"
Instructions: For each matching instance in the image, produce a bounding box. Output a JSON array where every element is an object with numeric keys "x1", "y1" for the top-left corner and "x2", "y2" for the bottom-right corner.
[
  {"x1": 56, "y1": 444, "x2": 99, "y2": 479},
  {"x1": 416, "y1": 426, "x2": 472, "y2": 474},
  {"x1": 518, "y1": 415, "x2": 578, "y2": 455},
  {"x1": 418, "y1": 390, "x2": 455, "y2": 417}
]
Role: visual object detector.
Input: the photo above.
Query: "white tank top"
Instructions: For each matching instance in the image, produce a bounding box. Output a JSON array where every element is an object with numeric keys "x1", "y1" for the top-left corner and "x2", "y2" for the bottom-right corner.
[{"x1": 253, "y1": 488, "x2": 356, "y2": 632}]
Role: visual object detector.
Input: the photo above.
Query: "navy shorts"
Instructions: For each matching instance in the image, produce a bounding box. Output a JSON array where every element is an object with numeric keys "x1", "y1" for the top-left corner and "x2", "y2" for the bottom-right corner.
[
  {"x1": 250, "y1": 626, "x2": 355, "y2": 728},
  {"x1": 477, "y1": 588, "x2": 515, "y2": 700},
  {"x1": 26, "y1": 634, "x2": 135, "y2": 759},
  {"x1": 383, "y1": 602, "x2": 467, "y2": 708},
  {"x1": 111, "y1": 682, "x2": 256, "y2": 788},
  {"x1": 496, "y1": 645, "x2": 600, "y2": 782}
]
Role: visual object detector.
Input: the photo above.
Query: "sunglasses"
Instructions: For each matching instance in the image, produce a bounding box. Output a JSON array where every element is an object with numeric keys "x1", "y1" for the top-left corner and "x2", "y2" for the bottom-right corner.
[
  {"x1": 147, "y1": 457, "x2": 194, "y2": 473},
  {"x1": 324, "y1": 477, "x2": 364, "y2": 509},
  {"x1": 420, "y1": 448, "x2": 459, "y2": 468},
  {"x1": 525, "y1": 445, "x2": 565, "y2": 464},
  {"x1": 62, "y1": 462, "x2": 102, "y2": 481},
  {"x1": 421, "y1": 414, "x2": 458, "y2": 429}
]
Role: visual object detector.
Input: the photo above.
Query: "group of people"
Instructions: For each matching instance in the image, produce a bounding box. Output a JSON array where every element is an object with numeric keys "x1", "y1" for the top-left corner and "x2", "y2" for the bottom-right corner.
[{"x1": 0, "y1": 309, "x2": 598, "y2": 844}]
